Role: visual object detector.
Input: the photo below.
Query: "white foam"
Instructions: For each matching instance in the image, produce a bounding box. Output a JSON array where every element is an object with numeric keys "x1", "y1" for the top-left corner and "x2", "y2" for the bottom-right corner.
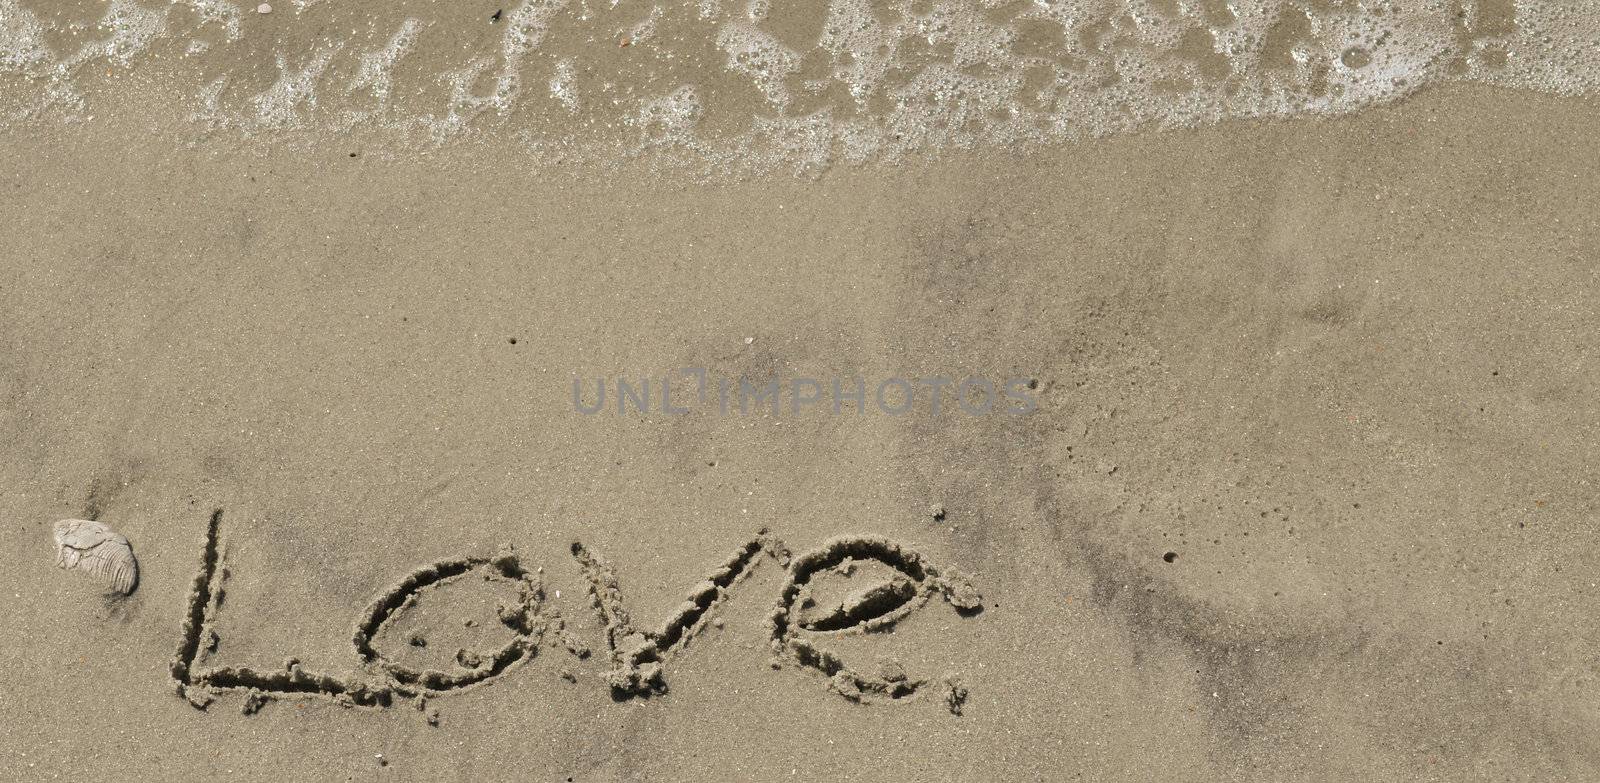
[
  {"x1": 68, "y1": 0, "x2": 170, "y2": 70},
  {"x1": 634, "y1": 84, "x2": 702, "y2": 142},
  {"x1": 249, "y1": 44, "x2": 340, "y2": 129},
  {"x1": 623, "y1": 5, "x2": 663, "y2": 45},
  {"x1": 6, "y1": 1, "x2": 1600, "y2": 171},
  {"x1": 550, "y1": 56, "x2": 579, "y2": 112},
  {"x1": 1, "y1": 0, "x2": 169, "y2": 118},
  {"x1": 173, "y1": 0, "x2": 243, "y2": 42},
  {"x1": 0, "y1": 0, "x2": 52, "y2": 75},
  {"x1": 349, "y1": 18, "x2": 422, "y2": 106},
  {"x1": 716, "y1": 21, "x2": 801, "y2": 107}
]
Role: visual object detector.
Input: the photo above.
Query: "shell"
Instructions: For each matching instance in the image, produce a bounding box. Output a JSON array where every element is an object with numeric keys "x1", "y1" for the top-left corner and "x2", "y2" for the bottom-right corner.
[{"x1": 53, "y1": 519, "x2": 138, "y2": 594}]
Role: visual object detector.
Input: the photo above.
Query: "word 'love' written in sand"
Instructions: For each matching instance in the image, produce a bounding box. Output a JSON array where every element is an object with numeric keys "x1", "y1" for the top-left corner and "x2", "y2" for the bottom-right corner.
[{"x1": 171, "y1": 511, "x2": 984, "y2": 718}]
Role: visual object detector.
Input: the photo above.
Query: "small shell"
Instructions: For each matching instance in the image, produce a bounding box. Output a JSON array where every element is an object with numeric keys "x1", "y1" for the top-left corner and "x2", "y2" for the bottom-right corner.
[{"x1": 53, "y1": 519, "x2": 138, "y2": 595}]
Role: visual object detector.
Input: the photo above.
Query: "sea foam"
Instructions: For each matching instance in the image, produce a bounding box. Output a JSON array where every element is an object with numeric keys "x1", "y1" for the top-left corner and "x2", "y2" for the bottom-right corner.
[{"x1": 0, "y1": 0, "x2": 1595, "y2": 170}]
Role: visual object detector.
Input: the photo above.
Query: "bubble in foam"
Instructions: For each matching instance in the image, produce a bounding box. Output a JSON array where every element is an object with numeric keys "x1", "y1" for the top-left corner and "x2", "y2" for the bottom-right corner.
[
  {"x1": 635, "y1": 84, "x2": 703, "y2": 142},
  {"x1": 716, "y1": 21, "x2": 801, "y2": 107}
]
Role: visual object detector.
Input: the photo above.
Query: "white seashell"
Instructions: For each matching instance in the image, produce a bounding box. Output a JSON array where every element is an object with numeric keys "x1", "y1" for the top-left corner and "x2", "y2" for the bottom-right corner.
[{"x1": 53, "y1": 519, "x2": 138, "y2": 595}]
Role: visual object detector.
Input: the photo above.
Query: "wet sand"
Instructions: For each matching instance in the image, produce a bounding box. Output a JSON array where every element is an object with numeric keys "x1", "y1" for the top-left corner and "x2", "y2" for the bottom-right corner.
[{"x1": 3, "y1": 82, "x2": 1600, "y2": 781}]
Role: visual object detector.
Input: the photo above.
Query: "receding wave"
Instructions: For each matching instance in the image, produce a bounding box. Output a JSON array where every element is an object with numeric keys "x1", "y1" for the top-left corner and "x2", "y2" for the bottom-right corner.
[{"x1": 2, "y1": 0, "x2": 1596, "y2": 170}]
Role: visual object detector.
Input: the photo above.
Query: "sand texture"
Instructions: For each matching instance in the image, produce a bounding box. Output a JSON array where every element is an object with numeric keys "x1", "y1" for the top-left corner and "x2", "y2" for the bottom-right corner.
[{"x1": 2, "y1": 73, "x2": 1600, "y2": 781}]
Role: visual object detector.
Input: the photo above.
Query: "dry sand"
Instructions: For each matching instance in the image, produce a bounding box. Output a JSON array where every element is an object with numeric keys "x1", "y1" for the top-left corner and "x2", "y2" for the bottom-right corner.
[{"x1": 3, "y1": 25, "x2": 1600, "y2": 782}]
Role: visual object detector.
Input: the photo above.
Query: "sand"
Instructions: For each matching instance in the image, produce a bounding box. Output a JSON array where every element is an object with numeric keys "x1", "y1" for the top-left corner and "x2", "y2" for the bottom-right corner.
[{"x1": 3, "y1": 35, "x2": 1600, "y2": 783}]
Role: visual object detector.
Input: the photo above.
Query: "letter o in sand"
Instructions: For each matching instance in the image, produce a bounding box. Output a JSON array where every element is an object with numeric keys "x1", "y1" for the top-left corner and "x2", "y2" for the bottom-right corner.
[{"x1": 353, "y1": 550, "x2": 544, "y2": 694}]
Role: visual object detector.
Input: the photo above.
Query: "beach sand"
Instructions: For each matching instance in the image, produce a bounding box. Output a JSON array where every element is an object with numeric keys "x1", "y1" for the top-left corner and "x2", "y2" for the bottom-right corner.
[{"x1": 3, "y1": 24, "x2": 1600, "y2": 781}]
